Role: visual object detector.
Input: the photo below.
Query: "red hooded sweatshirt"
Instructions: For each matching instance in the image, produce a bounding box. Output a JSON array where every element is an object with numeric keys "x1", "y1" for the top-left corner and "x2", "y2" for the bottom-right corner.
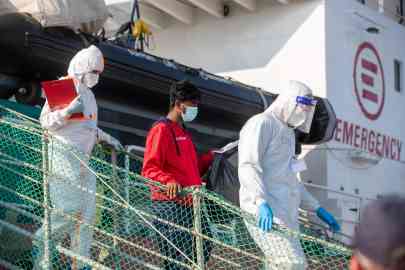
[{"x1": 142, "y1": 119, "x2": 213, "y2": 205}]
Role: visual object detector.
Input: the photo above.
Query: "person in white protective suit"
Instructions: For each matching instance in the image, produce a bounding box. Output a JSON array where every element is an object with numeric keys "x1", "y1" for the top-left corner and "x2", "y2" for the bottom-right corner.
[
  {"x1": 238, "y1": 80, "x2": 340, "y2": 270},
  {"x1": 33, "y1": 45, "x2": 123, "y2": 270}
]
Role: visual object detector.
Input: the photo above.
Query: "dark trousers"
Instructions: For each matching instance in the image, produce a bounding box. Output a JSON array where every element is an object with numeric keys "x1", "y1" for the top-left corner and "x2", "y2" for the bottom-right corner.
[{"x1": 152, "y1": 201, "x2": 212, "y2": 270}]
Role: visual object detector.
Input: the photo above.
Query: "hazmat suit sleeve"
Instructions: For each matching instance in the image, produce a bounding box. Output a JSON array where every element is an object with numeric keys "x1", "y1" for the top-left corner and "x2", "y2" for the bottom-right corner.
[
  {"x1": 96, "y1": 128, "x2": 122, "y2": 149},
  {"x1": 299, "y1": 182, "x2": 320, "y2": 211},
  {"x1": 142, "y1": 125, "x2": 178, "y2": 185},
  {"x1": 96, "y1": 128, "x2": 113, "y2": 144},
  {"x1": 40, "y1": 100, "x2": 69, "y2": 131},
  {"x1": 238, "y1": 116, "x2": 271, "y2": 207}
]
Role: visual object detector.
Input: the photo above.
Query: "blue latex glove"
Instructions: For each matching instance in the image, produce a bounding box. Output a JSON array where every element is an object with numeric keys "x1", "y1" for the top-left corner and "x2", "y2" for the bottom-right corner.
[
  {"x1": 65, "y1": 96, "x2": 84, "y2": 115},
  {"x1": 316, "y1": 207, "x2": 340, "y2": 232},
  {"x1": 258, "y1": 202, "x2": 273, "y2": 232}
]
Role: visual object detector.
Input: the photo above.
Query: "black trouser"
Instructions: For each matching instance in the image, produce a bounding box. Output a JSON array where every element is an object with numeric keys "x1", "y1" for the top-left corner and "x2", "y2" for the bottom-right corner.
[{"x1": 152, "y1": 201, "x2": 213, "y2": 270}]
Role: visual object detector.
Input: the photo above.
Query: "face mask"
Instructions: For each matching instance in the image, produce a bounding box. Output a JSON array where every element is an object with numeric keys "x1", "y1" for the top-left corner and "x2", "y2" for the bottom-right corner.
[
  {"x1": 181, "y1": 105, "x2": 198, "y2": 122},
  {"x1": 83, "y1": 73, "x2": 99, "y2": 88}
]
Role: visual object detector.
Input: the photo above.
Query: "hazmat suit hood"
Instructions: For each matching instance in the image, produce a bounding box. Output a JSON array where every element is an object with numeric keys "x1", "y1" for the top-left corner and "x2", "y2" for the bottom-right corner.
[
  {"x1": 67, "y1": 45, "x2": 104, "y2": 89},
  {"x1": 265, "y1": 80, "x2": 316, "y2": 133}
]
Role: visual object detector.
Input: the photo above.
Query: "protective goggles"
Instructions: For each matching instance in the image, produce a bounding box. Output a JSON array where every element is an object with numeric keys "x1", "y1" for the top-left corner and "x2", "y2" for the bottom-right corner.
[{"x1": 296, "y1": 96, "x2": 317, "y2": 106}]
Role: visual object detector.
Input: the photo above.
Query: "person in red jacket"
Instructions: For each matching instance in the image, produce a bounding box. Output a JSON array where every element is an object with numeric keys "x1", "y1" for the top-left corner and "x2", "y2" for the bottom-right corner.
[{"x1": 142, "y1": 80, "x2": 213, "y2": 270}]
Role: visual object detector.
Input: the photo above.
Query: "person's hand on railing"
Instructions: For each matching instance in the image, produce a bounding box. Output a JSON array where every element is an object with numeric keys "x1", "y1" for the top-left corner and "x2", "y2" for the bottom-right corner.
[
  {"x1": 166, "y1": 182, "x2": 182, "y2": 199},
  {"x1": 108, "y1": 136, "x2": 124, "y2": 151},
  {"x1": 97, "y1": 128, "x2": 123, "y2": 151},
  {"x1": 258, "y1": 202, "x2": 273, "y2": 232},
  {"x1": 316, "y1": 207, "x2": 340, "y2": 233}
]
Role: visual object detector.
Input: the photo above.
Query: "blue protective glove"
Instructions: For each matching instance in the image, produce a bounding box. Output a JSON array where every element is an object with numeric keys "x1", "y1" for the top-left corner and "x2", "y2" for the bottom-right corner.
[
  {"x1": 316, "y1": 207, "x2": 340, "y2": 232},
  {"x1": 65, "y1": 96, "x2": 84, "y2": 115},
  {"x1": 258, "y1": 202, "x2": 273, "y2": 232}
]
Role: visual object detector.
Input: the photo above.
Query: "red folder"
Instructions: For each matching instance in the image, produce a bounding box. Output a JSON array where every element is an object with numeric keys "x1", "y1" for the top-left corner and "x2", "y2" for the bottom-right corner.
[{"x1": 41, "y1": 78, "x2": 84, "y2": 120}]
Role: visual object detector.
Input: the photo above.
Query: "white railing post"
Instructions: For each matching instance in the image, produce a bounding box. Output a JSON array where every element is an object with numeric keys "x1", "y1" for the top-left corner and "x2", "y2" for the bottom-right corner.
[
  {"x1": 192, "y1": 187, "x2": 204, "y2": 270},
  {"x1": 42, "y1": 132, "x2": 51, "y2": 270}
]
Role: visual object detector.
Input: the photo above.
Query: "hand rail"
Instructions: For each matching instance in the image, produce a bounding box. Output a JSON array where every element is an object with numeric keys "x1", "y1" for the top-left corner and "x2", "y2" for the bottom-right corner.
[
  {"x1": 303, "y1": 182, "x2": 375, "y2": 202},
  {"x1": 303, "y1": 182, "x2": 376, "y2": 227}
]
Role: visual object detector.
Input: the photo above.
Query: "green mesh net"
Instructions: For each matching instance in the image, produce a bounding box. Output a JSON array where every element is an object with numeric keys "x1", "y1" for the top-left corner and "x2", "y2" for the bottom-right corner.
[{"x1": 0, "y1": 103, "x2": 352, "y2": 270}]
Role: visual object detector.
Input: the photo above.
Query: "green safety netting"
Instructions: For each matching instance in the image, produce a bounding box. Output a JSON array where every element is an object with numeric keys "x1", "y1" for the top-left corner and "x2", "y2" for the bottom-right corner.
[{"x1": 0, "y1": 103, "x2": 352, "y2": 270}]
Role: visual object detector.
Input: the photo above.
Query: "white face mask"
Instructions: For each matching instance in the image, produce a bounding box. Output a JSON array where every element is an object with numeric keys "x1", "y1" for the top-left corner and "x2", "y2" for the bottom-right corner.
[
  {"x1": 182, "y1": 105, "x2": 198, "y2": 122},
  {"x1": 83, "y1": 73, "x2": 99, "y2": 88}
]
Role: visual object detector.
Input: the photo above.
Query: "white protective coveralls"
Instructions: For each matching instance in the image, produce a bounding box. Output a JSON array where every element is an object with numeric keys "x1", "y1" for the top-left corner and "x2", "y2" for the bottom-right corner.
[
  {"x1": 34, "y1": 45, "x2": 120, "y2": 269},
  {"x1": 239, "y1": 81, "x2": 320, "y2": 270}
]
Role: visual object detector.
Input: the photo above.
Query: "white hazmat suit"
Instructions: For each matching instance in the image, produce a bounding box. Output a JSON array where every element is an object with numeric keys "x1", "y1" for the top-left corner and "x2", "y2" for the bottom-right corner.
[
  {"x1": 34, "y1": 45, "x2": 121, "y2": 269},
  {"x1": 239, "y1": 81, "x2": 320, "y2": 270}
]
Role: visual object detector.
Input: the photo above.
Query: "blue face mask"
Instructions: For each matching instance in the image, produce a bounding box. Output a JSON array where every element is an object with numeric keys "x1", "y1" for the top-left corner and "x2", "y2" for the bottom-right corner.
[{"x1": 182, "y1": 105, "x2": 198, "y2": 122}]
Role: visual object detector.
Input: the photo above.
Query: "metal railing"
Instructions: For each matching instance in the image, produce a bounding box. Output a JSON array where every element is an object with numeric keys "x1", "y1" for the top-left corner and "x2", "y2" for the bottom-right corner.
[
  {"x1": 303, "y1": 182, "x2": 376, "y2": 226},
  {"x1": 126, "y1": 143, "x2": 369, "y2": 235}
]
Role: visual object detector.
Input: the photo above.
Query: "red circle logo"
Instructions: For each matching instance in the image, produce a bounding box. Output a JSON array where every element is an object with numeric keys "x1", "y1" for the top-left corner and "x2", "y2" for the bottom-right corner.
[{"x1": 353, "y1": 42, "x2": 385, "y2": 121}]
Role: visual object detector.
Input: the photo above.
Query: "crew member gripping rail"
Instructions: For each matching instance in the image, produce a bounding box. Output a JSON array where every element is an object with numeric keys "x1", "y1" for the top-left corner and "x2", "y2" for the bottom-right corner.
[
  {"x1": 142, "y1": 80, "x2": 214, "y2": 270},
  {"x1": 34, "y1": 45, "x2": 123, "y2": 270},
  {"x1": 238, "y1": 81, "x2": 340, "y2": 270}
]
